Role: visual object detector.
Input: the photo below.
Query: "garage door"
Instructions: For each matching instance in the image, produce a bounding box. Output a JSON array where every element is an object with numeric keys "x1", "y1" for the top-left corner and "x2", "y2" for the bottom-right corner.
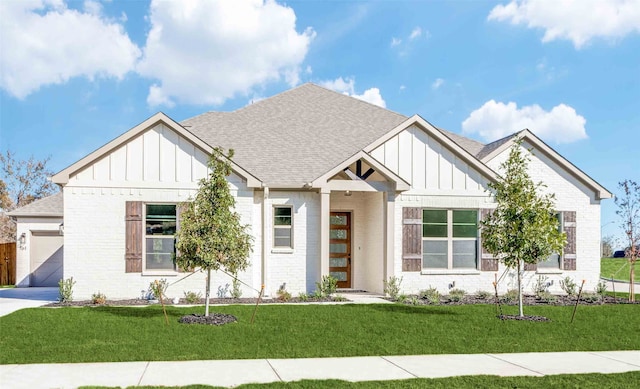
[{"x1": 30, "y1": 232, "x2": 63, "y2": 287}]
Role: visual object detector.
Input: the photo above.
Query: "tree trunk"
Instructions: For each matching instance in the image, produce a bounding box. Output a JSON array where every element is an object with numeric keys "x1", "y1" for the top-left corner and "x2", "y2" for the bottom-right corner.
[
  {"x1": 630, "y1": 260, "x2": 636, "y2": 303},
  {"x1": 205, "y1": 268, "x2": 211, "y2": 317},
  {"x1": 518, "y1": 259, "x2": 524, "y2": 317}
]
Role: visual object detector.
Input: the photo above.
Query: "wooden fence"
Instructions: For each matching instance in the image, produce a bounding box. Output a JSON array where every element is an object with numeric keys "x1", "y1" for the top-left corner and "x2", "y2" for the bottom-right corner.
[{"x1": 0, "y1": 242, "x2": 16, "y2": 285}]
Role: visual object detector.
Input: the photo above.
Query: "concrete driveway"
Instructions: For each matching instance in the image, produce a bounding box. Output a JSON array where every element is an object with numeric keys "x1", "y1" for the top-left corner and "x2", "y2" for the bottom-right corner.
[{"x1": 0, "y1": 287, "x2": 58, "y2": 317}]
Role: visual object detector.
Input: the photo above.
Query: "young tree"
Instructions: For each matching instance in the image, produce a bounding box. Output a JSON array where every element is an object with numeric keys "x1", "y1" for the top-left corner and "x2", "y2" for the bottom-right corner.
[
  {"x1": 481, "y1": 141, "x2": 566, "y2": 317},
  {"x1": 0, "y1": 151, "x2": 58, "y2": 242},
  {"x1": 615, "y1": 180, "x2": 639, "y2": 302},
  {"x1": 175, "y1": 147, "x2": 253, "y2": 316}
]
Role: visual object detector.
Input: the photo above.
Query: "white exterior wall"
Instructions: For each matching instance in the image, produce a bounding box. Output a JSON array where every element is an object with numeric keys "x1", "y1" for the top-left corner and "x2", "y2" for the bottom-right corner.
[
  {"x1": 63, "y1": 124, "x2": 258, "y2": 299},
  {"x1": 262, "y1": 191, "x2": 320, "y2": 296},
  {"x1": 14, "y1": 217, "x2": 63, "y2": 287},
  {"x1": 381, "y1": 126, "x2": 603, "y2": 296},
  {"x1": 486, "y1": 141, "x2": 602, "y2": 294}
]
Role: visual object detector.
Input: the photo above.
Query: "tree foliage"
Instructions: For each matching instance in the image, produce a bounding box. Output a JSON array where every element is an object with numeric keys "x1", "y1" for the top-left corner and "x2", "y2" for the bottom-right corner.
[
  {"x1": 615, "y1": 179, "x2": 639, "y2": 302},
  {"x1": 175, "y1": 147, "x2": 253, "y2": 315},
  {"x1": 0, "y1": 150, "x2": 58, "y2": 242},
  {"x1": 480, "y1": 141, "x2": 566, "y2": 316}
]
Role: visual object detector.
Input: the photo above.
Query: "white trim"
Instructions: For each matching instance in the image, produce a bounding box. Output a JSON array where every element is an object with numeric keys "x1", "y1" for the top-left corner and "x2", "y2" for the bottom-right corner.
[
  {"x1": 481, "y1": 129, "x2": 612, "y2": 200},
  {"x1": 52, "y1": 112, "x2": 262, "y2": 188},
  {"x1": 273, "y1": 205, "x2": 293, "y2": 249},
  {"x1": 364, "y1": 114, "x2": 499, "y2": 183}
]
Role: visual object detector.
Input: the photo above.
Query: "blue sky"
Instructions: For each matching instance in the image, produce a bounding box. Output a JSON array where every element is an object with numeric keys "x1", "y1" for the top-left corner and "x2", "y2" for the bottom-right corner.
[{"x1": 1, "y1": 0, "x2": 638, "y2": 245}]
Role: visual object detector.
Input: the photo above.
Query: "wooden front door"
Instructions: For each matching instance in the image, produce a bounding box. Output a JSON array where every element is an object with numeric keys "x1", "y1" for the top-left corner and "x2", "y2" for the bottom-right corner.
[{"x1": 330, "y1": 212, "x2": 351, "y2": 288}]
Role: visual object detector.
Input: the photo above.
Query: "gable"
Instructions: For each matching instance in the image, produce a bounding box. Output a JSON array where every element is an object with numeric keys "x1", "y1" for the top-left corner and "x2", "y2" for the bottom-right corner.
[
  {"x1": 70, "y1": 123, "x2": 241, "y2": 186},
  {"x1": 370, "y1": 125, "x2": 491, "y2": 192}
]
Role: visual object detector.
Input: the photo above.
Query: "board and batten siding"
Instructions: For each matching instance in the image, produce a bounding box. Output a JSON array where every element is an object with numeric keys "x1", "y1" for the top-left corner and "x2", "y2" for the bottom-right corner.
[
  {"x1": 72, "y1": 124, "x2": 216, "y2": 187},
  {"x1": 370, "y1": 125, "x2": 487, "y2": 192}
]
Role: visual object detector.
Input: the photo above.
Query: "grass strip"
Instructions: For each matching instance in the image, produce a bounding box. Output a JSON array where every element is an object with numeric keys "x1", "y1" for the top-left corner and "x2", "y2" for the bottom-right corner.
[
  {"x1": 1, "y1": 304, "x2": 639, "y2": 364},
  {"x1": 80, "y1": 371, "x2": 640, "y2": 389}
]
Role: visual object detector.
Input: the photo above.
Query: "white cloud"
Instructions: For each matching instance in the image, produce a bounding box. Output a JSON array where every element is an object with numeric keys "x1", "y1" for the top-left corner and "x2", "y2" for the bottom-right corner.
[
  {"x1": 461, "y1": 100, "x2": 587, "y2": 144},
  {"x1": 137, "y1": 0, "x2": 315, "y2": 107},
  {"x1": 431, "y1": 78, "x2": 445, "y2": 90},
  {"x1": 409, "y1": 27, "x2": 422, "y2": 40},
  {"x1": 0, "y1": 0, "x2": 141, "y2": 99},
  {"x1": 390, "y1": 37, "x2": 402, "y2": 47},
  {"x1": 319, "y1": 77, "x2": 386, "y2": 108},
  {"x1": 488, "y1": 0, "x2": 640, "y2": 49}
]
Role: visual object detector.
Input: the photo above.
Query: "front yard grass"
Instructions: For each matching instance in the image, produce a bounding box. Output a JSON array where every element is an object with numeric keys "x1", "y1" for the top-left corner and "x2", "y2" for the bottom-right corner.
[
  {"x1": 601, "y1": 257, "x2": 632, "y2": 282},
  {"x1": 80, "y1": 371, "x2": 640, "y2": 389},
  {"x1": 1, "y1": 304, "x2": 639, "y2": 364}
]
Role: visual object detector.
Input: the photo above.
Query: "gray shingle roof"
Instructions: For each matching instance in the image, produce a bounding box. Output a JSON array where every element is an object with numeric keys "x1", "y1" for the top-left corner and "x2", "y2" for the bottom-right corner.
[
  {"x1": 476, "y1": 133, "x2": 518, "y2": 160},
  {"x1": 181, "y1": 83, "x2": 500, "y2": 187},
  {"x1": 8, "y1": 192, "x2": 63, "y2": 217},
  {"x1": 182, "y1": 83, "x2": 409, "y2": 187}
]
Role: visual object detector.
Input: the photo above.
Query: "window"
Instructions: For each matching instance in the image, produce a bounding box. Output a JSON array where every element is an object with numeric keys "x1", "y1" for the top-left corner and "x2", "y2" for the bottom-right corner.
[
  {"x1": 273, "y1": 206, "x2": 293, "y2": 248},
  {"x1": 422, "y1": 209, "x2": 478, "y2": 269},
  {"x1": 538, "y1": 213, "x2": 562, "y2": 269},
  {"x1": 145, "y1": 204, "x2": 176, "y2": 270}
]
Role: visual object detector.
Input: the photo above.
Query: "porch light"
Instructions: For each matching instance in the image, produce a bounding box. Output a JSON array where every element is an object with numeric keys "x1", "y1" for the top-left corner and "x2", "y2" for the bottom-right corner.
[
  {"x1": 19, "y1": 233, "x2": 26, "y2": 248},
  {"x1": 59, "y1": 223, "x2": 64, "y2": 236},
  {"x1": 344, "y1": 190, "x2": 352, "y2": 197}
]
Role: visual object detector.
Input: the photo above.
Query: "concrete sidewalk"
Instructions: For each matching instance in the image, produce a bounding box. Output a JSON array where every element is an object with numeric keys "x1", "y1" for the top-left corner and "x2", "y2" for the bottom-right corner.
[
  {"x1": 1, "y1": 351, "x2": 638, "y2": 389},
  {"x1": 0, "y1": 287, "x2": 58, "y2": 318}
]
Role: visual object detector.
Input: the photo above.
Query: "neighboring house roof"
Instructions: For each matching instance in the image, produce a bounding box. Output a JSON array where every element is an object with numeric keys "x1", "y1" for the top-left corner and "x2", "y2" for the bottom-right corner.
[{"x1": 8, "y1": 192, "x2": 63, "y2": 217}]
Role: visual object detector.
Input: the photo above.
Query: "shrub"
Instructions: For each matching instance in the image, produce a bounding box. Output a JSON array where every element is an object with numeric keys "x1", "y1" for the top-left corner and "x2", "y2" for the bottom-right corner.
[
  {"x1": 595, "y1": 281, "x2": 607, "y2": 301},
  {"x1": 311, "y1": 289, "x2": 324, "y2": 299},
  {"x1": 537, "y1": 290, "x2": 557, "y2": 303},
  {"x1": 91, "y1": 292, "x2": 106, "y2": 305},
  {"x1": 405, "y1": 295, "x2": 420, "y2": 305},
  {"x1": 332, "y1": 294, "x2": 348, "y2": 302},
  {"x1": 560, "y1": 276, "x2": 577, "y2": 296},
  {"x1": 58, "y1": 277, "x2": 76, "y2": 303},
  {"x1": 315, "y1": 275, "x2": 337, "y2": 297},
  {"x1": 231, "y1": 278, "x2": 242, "y2": 299},
  {"x1": 383, "y1": 276, "x2": 403, "y2": 301},
  {"x1": 448, "y1": 288, "x2": 466, "y2": 302},
  {"x1": 276, "y1": 287, "x2": 291, "y2": 302},
  {"x1": 476, "y1": 290, "x2": 492, "y2": 300},
  {"x1": 581, "y1": 292, "x2": 600, "y2": 303},
  {"x1": 420, "y1": 287, "x2": 440, "y2": 304},
  {"x1": 502, "y1": 289, "x2": 518, "y2": 304},
  {"x1": 298, "y1": 292, "x2": 309, "y2": 302},
  {"x1": 149, "y1": 279, "x2": 168, "y2": 301},
  {"x1": 183, "y1": 291, "x2": 202, "y2": 304},
  {"x1": 532, "y1": 275, "x2": 550, "y2": 298}
]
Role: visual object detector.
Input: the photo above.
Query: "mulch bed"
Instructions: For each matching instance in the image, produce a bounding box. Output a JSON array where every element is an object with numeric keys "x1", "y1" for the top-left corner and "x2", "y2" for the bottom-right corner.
[
  {"x1": 45, "y1": 296, "x2": 334, "y2": 307},
  {"x1": 178, "y1": 313, "x2": 237, "y2": 326}
]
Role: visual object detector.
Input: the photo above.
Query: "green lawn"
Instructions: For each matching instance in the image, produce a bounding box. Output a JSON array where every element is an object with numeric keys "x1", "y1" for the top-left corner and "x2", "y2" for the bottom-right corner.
[
  {"x1": 2, "y1": 304, "x2": 639, "y2": 364},
  {"x1": 80, "y1": 371, "x2": 640, "y2": 388},
  {"x1": 601, "y1": 258, "x2": 632, "y2": 282}
]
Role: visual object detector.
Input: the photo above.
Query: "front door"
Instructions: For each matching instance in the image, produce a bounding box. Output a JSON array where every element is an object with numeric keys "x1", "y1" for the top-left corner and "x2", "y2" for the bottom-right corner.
[{"x1": 330, "y1": 212, "x2": 351, "y2": 288}]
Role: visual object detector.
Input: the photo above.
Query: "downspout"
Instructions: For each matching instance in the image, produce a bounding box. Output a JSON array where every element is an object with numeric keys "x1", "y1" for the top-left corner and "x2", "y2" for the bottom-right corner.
[{"x1": 261, "y1": 186, "x2": 269, "y2": 296}]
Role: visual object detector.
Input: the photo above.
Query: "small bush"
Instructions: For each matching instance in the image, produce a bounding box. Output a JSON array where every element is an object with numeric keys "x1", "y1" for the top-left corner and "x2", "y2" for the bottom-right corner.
[
  {"x1": 595, "y1": 281, "x2": 607, "y2": 301},
  {"x1": 532, "y1": 275, "x2": 550, "y2": 298},
  {"x1": 581, "y1": 292, "x2": 600, "y2": 303},
  {"x1": 383, "y1": 276, "x2": 403, "y2": 301},
  {"x1": 315, "y1": 275, "x2": 337, "y2": 297},
  {"x1": 501, "y1": 289, "x2": 518, "y2": 304},
  {"x1": 183, "y1": 290, "x2": 202, "y2": 304},
  {"x1": 311, "y1": 289, "x2": 324, "y2": 299},
  {"x1": 332, "y1": 294, "x2": 348, "y2": 302},
  {"x1": 58, "y1": 277, "x2": 76, "y2": 303},
  {"x1": 405, "y1": 295, "x2": 421, "y2": 305},
  {"x1": 276, "y1": 286, "x2": 291, "y2": 302},
  {"x1": 396, "y1": 294, "x2": 408, "y2": 303},
  {"x1": 298, "y1": 292, "x2": 309, "y2": 302},
  {"x1": 420, "y1": 287, "x2": 441, "y2": 304},
  {"x1": 91, "y1": 292, "x2": 106, "y2": 305},
  {"x1": 149, "y1": 279, "x2": 168, "y2": 301},
  {"x1": 447, "y1": 288, "x2": 466, "y2": 302},
  {"x1": 476, "y1": 290, "x2": 492, "y2": 300},
  {"x1": 536, "y1": 291, "x2": 557, "y2": 303},
  {"x1": 560, "y1": 276, "x2": 577, "y2": 296},
  {"x1": 231, "y1": 278, "x2": 243, "y2": 299}
]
